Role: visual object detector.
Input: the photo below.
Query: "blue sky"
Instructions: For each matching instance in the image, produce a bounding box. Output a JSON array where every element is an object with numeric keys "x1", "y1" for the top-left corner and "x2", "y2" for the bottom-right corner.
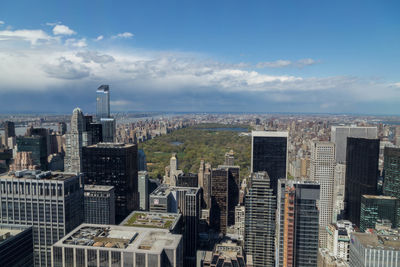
[{"x1": 0, "y1": 0, "x2": 400, "y2": 114}]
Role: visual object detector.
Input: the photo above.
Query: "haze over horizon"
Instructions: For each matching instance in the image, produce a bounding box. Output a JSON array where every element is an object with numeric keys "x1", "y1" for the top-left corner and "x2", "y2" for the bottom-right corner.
[{"x1": 0, "y1": 0, "x2": 399, "y2": 114}]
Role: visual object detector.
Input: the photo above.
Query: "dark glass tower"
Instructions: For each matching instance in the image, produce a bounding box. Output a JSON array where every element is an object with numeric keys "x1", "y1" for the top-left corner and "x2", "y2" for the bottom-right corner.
[
  {"x1": 345, "y1": 137, "x2": 379, "y2": 226},
  {"x1": 244, "y1": 172, "x2": 276, "y2": 267},
  {"x1": 82, "y1": 143, "x2": 138, "y2": 223},
  {"x1": 383, "y1": 147, "x2": 400, "y2": 199},
  {"x1": 16, "y1": 136, "x2": 47, "y2": 169},
  {"x1": 276, "y1": 180, "x2": 320, "y2": 267},
  {"x1": 251, "y1": 131, "x2": 288, "y2": 195}
]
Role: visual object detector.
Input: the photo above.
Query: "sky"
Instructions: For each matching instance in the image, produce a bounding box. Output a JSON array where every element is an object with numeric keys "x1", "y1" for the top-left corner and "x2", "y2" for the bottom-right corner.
[{"x1": 0, "y1": 0, "x2": 400, "y2": 114}]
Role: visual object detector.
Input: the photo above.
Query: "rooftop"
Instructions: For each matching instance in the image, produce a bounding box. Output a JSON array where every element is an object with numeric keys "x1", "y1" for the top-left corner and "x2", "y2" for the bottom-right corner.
[
  {"x1": 362, "y1": 194, "x2": 398, "y2": 200},
  {"x1": 54, "y1": 224, "x2": 181, "y2": 253},
  {"x1": 87, "y1": 142, "x2": 134, "y2": 148},
  {"x1": 120, "y1": 211, "x2": 181, "y2": 230},
  {"x1": 252, "y1": 130, "x2": 288, "y2": 137},
  {"x1": 84, "y1": 185, "x2": 114, "y2": 192},
  {"x1": 150, "y1": 184, "x2": 199, "y2": 197},
  {"x1": 353, "y1": 232, "x2": 400, "y2": 250},
  {"x1": 0, "y1": 224, "x2": 31, "y2": 245},
  {"x1": 0, "y1": 170, "x2": 78, "y2": 181}
]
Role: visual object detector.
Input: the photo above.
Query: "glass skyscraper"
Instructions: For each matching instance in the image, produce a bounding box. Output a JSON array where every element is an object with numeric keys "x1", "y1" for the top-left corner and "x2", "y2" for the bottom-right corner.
[
  {"x1": 383, "y1": 147, "x2": 400, "y2": 199},
  {"x1": 96, "y1": 84, "x2": 110, "y2": 120},
  {"x1": 251, "y1": 131, "x2": 288, "y2": 195}
]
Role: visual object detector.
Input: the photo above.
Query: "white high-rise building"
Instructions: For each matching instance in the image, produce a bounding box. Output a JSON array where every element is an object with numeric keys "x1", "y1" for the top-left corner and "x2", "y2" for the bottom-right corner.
[
  {"x1": 64, "y1": 108, "x2": 91, "y2": 173},
  {"x1": 331, "y1": 126, "x2": 377, "y2": 163},
  {"x1": 311, "y1": 141, "x2": 335, "y2": 248}
]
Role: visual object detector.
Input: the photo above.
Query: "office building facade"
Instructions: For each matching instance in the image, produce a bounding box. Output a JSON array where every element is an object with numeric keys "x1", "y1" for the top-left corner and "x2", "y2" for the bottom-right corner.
[
  {"x1": 138, "y1": 171, "x2": 149, "y2": 211},
  {"x1": 383, "y1": 147, "x2": 400, "y2": 199},
  {"x1": 310, "y1": 141, "x2": 335, "y2": 248},
  {"x1": 0, "y1": 170, "x2": 84, "y2": 267},
  {"x1": 17, "y1": 135, "x2": 47, "y2": 169},
  {"x1": 276, "y1": 180, "x2": 320, "y2": 267},
  {"x1": 84, "y1": 185, "x2": 115, "y2": 225},
  {"x1": 251, "y1": 131, "x2": 288, "y2": 195},
  {"x1": 82, "y1": 143, "x2": 139, "y2": 223},
  {"x1": 244, "y1": 172, "x2": 276, "y2": 267},
  {"x1": 345, "y1": 137, "x2": 379, "y2": 226}
]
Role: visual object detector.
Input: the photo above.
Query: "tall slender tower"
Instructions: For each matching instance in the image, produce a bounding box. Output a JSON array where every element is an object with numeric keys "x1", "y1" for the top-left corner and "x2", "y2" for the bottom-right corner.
[
  {"x1": 96, "y1": 84, "x2": 110, "y2": 119},
  {"x1": 64, "y1": 108, "x2": 90, "y2": 173},
  {"x1": 244, "y1": 171, "x2": 276, "y2": 267},
  {"x1": 276, "y1": 179, "x2": 320, "y2": 267},
  {"x1": 383, "y1": 147, "x2": 400, "y2": 199},
  {"x1": 310, "y1": 141, "x2": 335, "y2": 248}
]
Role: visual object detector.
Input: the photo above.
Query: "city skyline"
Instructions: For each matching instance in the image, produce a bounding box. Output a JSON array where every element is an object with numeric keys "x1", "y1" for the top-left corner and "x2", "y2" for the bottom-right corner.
[{"x1": 0, "y1": 1, "x2": 400, "y2": 114}]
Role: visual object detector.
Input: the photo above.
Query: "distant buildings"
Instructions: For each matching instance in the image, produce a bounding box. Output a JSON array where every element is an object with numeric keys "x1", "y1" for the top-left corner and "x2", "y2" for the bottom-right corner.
[
  {"x1": 244, "y1": 172, "x2": 276, "y2": 267},
  {"x1": 0, "y1": 224, "x2": 33, "y2": 267},
  {"x1": 276, "y1": 179, "x2": 320, "y2": 267},
  {"x1": 176, "y1": 173, "x2": 198, "y2": 187},
  {"x1": 82, "y1": 143, "x2": 139, "y2": 223},
  {"x1": 3, "y1": 121, "x2": 15, "y2": 149},
  {"x1": 349, "y1": 231, "x2": 400, "y2": 267},
  {"x1": 345, "y1": 137, "x2": 379, "y2": 226},
  {"x1": 251, "y1": 131, "x2": 288, "y2": 195},
  {"x1": 0, "y1": 170, "x2": 84, "y2": 267},
  {"x1": 359, "y1": 195, "x2": 400, "y2": 232},
  {"x1": 51, "y1": 224, "x2": 183, "y2": 267},
  {"x1": 84, "y1": 185, "x2": 115, "y2": 225},
  {"x1": 326, "y1": 220, "x2": 354, "y2": 262},
  {"x1": 198, "y1": 160, "x2": 212, "y2": 209},
  {"x1": 383, "y1": 147, "x2": 400, "y2": 199},
  {"x1": 310, "y1": 141, "x2": 335, "y2": 248},
  {"x1": 331, "y1": 126, "x2": 377, "y2": 163}
]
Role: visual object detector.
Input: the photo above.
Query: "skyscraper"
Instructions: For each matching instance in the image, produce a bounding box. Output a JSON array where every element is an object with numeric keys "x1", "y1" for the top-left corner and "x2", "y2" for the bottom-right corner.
[
  {"x1": 210, "y1": 167, "x2": 240, "y2": 234},
  {"x1": 244, "y1": 172, "x2": 276, "y2": 267},
  {"x1": 0, "y1": 224, "x2": 33, "y2": 267},
  {"x1": 82, "y1": 143, "x2": 139, "y2": 223},
  {"x1": 64, "y1": 108, "x2": 91, "y2": 173},
  {"x1": 96, "y1": 84, "x2": 110, "y2": 119},
  {"x1": 16, "y1": 135, "x2": 47, "y2": 169},
  {"x1": 331, "y1": 126, "x2": 377, "y2": 163},
  {"x1": 4, "y1": 121, "x2": 15, "y2": 148},
  {"x1": 0, "y1": 170, "x2": 84, "y2": 267},
  {"x1": 100, "y1": 117, "x2": 116, "y2": 142},
  {"x1": 383, "y1": 147, "x2": 400, "y2": 199},
  {"x1": 276, "y1": 180, "x2": 320, "y2": 267},
  {"x1": 345, "y1": 137, "x2": 379, "y2": 226},
  {"x1": 198, "y1": 160, "x2": 212, "y2": 209},
  {"x1": 310, "y1": 141, "x2": 335, "y2": 248},
  {"x1": 138, "y1": 171, "x2": 149, "y2": 210},
  {"x1": 251, "y1": 131, "x2": 288, "y2": 195}
]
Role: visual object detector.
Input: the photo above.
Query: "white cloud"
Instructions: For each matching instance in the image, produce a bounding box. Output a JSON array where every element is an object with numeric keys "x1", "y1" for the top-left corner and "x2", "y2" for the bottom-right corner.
[
  {"x1": 112, "y1": 32, "x2": 134, "y2": 39},
  {"x1": 65, "y1": 38, "x2": 87, "y2": 47},
  {"x1": 256, "y1": 58, "x2": 318, "y2": 68},
  {"x1": 53, "y1": 24, "x2": 76, "y2": 35},
  {"x1": 43, "y1": 57, "x2": 90, "y2": 80},
  {"x1": 95, "y1": 35, "x2": 104, "y2": 41},
  {"x1": 0, "y1": 21, "x2": 4, "y2": 25},
  {"x1": 0, "y1": 29, "x2": 53, "y2": 44}
]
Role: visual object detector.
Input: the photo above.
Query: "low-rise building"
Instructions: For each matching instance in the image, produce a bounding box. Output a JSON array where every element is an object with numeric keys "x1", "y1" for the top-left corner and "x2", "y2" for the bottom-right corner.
[{"x1": 51, "y1": 224, "x2": 183, "y2": 267}]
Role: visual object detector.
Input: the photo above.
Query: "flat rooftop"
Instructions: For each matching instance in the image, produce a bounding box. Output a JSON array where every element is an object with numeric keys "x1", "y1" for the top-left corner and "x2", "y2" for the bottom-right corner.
[
  {"x1": 363, "y1": 195, "x2": 398, "y2": 200},
  {"x1": 54, "y1": 224, "x2": 181, "y2": 253},
  {"x1": 353, "y1": 232, "x2": 400, "y2": 250},
  {"x1": 0, "y1": 170, "x2": 78, "y2": 181},
  {"x1": 84, "y1": 185, "x2": 114, "y2": 192},
  {"x1": 252, "y1": 130, "x2": 288, "y2": 137},
  {"x1": 0, "y1": 224, "x2": 31, "y2": 245},
  {"x1": 121, "y1": 211, "x2": 181, "y2": 230},
  {"x1": 87, "y1": 142, "x2": 134, "y2": 148},
  {"x1": 150, "y1": 185, "x2": 199, "y2": 197}
]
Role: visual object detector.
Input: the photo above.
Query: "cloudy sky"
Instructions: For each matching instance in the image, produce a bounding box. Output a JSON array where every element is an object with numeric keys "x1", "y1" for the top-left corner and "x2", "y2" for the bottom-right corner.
[{"x1": 0, "y1": 0, "x2": 399, "y2": 114}]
